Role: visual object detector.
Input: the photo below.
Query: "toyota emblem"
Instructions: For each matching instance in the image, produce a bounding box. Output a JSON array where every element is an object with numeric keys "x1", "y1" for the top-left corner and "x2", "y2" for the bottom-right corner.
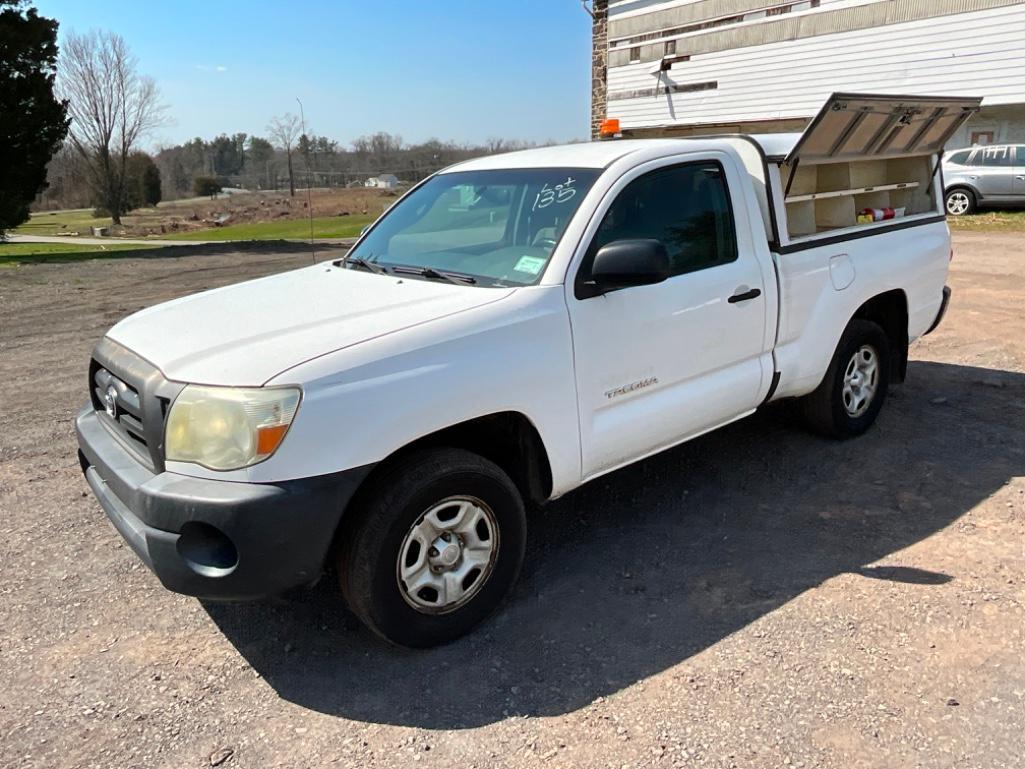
[{"x1": 104, "y1": 384, "x2": 118, "y2": 419}]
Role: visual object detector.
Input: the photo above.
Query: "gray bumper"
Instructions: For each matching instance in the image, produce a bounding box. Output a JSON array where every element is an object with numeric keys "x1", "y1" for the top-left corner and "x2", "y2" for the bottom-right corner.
[
  {"x1": 924, "y1": 286, "x2": 952, "y2": 336},
  {"x1": 76, "y1": 406, "x2": 372, "y2": 600}
]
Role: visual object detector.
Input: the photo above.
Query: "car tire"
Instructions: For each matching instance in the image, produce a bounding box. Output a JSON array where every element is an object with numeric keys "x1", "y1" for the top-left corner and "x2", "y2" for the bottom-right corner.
[
  {"x1": 945, "y1": 188, "x2": 976, "y2": 216},
  {"x1": 338, "y1": 448, "x2": 526, "y2": 648},
  {"x1": 800, "y1": 319, "x2": 890, "y2": 439}
]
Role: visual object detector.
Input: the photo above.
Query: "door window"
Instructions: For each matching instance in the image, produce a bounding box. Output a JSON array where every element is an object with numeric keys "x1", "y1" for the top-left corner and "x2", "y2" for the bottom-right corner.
[
  {"x1": 1016, "y1": 147, "x2": 1025, "y2": 165},
  {"x1": 978, "y1": 146, "x2": 1013, "y2": 167},
  {"x1": 579, "y1": 161, "x2": 737, "y2": 287}
]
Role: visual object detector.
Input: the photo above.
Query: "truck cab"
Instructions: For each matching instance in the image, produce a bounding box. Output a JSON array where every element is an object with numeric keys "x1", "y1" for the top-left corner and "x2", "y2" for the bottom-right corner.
[{"x1": 77, "y1": 93, "x2": 974, "y2": 647}]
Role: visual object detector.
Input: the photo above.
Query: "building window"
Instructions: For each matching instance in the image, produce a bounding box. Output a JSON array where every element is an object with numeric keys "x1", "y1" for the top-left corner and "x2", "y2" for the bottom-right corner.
[
  {"x1": 664, "y1": 39, "x2": 676, "y2": 56},
  {"x1": 970, "y1": 131, "x2": 994, "y2": 146},
  {"x1": 629, "y1": 46, "x2": 641, "y2": 63}
]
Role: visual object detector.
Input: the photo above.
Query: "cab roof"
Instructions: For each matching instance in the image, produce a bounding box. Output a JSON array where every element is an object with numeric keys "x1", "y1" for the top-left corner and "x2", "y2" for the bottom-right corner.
[{"x1": 443, "y1": 134, "x2": 802, "y2": 173}]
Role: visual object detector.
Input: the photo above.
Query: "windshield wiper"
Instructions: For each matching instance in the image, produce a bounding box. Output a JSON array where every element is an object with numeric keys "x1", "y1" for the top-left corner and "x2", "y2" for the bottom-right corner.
[
  {"x1": 390, "y1": 265, "x2": 477, "y2": 285},
  {"x1": 337, "y1": 256, "x2": 388, "y2": 275}
]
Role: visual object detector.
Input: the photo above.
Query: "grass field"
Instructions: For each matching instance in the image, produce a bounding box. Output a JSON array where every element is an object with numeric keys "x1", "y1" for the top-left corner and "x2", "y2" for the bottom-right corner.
[
  {"x1": 947, "y1": 209, "x2": 1025, "y2": 232},
  {"x1": 0, "y1": 241, "x2": 157, "y2": 266},
  {"x1": 15, "y1": 209, "x2": 111, "y2": 237},
  {"x1": 161, "y1": 215, "x2": 376, "y2": 242}
]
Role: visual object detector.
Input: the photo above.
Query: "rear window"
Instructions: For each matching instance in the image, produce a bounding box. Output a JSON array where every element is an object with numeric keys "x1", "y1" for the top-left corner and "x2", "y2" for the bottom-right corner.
[{"x1": 946, "y1": 150, "x2": 971, "y2": 165}]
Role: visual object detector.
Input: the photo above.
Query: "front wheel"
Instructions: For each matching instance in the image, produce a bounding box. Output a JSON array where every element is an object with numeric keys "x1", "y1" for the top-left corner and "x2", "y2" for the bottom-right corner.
[
  {"x1": 945, "y1": 188, "x2": 976, "y2": 216},
  {"x1": 800, "y1": 319, "x2": 891, "y2": 439},
  {"x1": 338, "y1": 448, "x2": 526, "y2": 648}
]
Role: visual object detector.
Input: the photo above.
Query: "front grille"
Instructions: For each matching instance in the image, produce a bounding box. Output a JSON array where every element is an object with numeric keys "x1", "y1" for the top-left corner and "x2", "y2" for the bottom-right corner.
[
  {"x1": 93, "y1": 366, "x2": 148, "y2": 446},
  {"x1": 88, "y1": 338, "x2": 185, "y2": 472}
]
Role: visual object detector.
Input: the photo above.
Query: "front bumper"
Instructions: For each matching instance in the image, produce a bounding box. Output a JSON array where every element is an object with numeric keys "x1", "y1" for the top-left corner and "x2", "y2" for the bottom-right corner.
[{"x1": 76, "y1": 406, "x2": 371, "y2": 600}]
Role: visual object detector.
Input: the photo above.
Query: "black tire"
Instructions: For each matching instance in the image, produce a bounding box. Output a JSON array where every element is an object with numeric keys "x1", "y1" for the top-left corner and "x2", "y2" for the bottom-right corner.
[
  {"x1": 800, "y1": 319, "x2": 890, "y2": 439},
  {"x1": 338, "y1": 448, "x2": 526, "y2": 648},
  {"x1": 945, "y1": 187, "x2": 976, "y2": 216}
]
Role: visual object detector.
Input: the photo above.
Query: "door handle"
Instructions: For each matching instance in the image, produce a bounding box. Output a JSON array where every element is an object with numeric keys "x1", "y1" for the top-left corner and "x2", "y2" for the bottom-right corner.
[{"x1": 728, "y1": 287, "x2": 761, "y2": 304}]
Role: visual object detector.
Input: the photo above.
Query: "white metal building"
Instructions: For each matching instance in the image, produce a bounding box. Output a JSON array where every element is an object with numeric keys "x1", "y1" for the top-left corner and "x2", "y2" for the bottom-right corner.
[
  {"x1": 592, "y1": 0, "x2": 1025, "y2": 148},
  {"x1": 365, "y1": 174, "x2": 399, "y2": 189}
]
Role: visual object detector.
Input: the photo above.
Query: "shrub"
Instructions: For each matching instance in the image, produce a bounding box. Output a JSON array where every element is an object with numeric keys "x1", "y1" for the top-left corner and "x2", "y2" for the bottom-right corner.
[{"x1": 193, "y1": 176, "x2": 222, "y2": 198}]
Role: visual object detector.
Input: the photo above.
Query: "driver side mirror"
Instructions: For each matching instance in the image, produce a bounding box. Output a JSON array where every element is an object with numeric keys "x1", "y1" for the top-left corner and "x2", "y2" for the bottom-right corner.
[{"x1": 579, "y1": 239, "x2": 671, "y2": 298}]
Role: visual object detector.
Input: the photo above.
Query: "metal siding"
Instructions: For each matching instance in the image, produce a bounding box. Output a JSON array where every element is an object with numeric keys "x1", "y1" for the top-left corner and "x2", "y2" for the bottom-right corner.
[
  {"x1": 605, "y1": 4, "x2": 1025, "y2": 129},
  {"x1": 609, "y1": 0, "x2": 861, "y2": 35},
  {"x1": 608, "y1": 0, "x2": 1025, "y2": 65}
]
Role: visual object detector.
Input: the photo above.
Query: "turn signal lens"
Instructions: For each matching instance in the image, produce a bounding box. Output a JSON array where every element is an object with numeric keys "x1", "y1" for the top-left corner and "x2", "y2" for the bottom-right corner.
[{"x1": 165, "y1": 385, "x2": 301, "y2": 471}]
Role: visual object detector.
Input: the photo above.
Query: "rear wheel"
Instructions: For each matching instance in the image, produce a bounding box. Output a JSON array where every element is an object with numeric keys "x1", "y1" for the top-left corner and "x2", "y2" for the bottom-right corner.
[
  {"x1": 801, "y1": 319, "x2": 890, "y2": 439},
  {"x1": 338, "y1": 448, "x2": 526, "y2": 648},
  {"x1": 945, "y1": 188, "x2": 976, "y2": 216}
]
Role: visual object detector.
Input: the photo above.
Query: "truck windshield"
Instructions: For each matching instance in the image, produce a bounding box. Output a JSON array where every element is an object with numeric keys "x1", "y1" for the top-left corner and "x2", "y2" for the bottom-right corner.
[{"x1": 345, "y1": 168, "x2": 600, "y2": 287}]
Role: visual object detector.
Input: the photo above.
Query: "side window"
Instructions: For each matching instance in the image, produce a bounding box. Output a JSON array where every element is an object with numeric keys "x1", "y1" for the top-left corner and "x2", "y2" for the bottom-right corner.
[
  {"x1": 1016, "y1": 147, "x2": 1025, "y2": 165},
  {"x1": 947, "y1": 150, "x2": 970, "y2": 165},
  {"x1": 978, "y1": 146, "x2": 1013, "y2": 167},
  {"x1": 581, "y1": 162, "x2": 737, "y2": 284}
]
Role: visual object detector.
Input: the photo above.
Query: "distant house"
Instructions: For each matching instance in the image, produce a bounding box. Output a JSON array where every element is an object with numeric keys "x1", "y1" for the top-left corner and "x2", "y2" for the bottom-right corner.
[{"x1": 365, "y1": 174, "x2": 399, "y2": 189}]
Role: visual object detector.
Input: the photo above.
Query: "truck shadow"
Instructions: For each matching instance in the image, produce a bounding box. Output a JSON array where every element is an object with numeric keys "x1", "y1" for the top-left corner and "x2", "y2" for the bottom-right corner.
[{"x1": 204, "y1": 360, "x2": 1025, "y2": 729}]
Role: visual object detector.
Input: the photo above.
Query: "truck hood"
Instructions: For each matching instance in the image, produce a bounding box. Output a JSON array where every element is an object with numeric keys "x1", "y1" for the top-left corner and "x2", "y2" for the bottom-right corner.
[{"x1": 107, "y1": 264, "x2": 515, "y2": 386}]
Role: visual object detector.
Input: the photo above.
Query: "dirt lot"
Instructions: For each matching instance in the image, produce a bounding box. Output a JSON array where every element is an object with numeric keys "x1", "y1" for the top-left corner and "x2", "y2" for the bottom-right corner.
[
  {"x1": 122, "y1": 188, "x2": 398, "y2": 238},
  {"x1": 1, "y1": 233, "x2": 1022, "y2": 769}
]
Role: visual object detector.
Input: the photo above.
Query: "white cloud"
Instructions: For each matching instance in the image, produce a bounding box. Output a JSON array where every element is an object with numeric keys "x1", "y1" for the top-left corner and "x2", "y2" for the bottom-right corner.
[{"x1": 194, "y1": 64, "x2": 229, "y2": 73}]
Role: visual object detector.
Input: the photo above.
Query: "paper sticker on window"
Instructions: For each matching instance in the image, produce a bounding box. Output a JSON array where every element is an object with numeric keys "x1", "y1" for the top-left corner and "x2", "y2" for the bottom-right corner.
[{"x1": 514, "y1": 255, "x2": 546, "y2": 275}]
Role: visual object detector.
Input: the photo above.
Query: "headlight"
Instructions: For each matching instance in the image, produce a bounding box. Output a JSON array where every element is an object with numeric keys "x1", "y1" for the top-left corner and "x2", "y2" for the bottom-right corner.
[{"x1": 165, "y1": 385, "x2": 301, "y2": 471}]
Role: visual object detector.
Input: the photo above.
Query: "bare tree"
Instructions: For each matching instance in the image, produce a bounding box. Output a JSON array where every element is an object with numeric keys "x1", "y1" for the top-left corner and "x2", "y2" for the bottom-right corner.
[
  {"x1": 59, "y1": 31, "x2": 166, "y2": 224},
  {"x1": 267, "y1": 113, "x2": 301, "y2": 197}
]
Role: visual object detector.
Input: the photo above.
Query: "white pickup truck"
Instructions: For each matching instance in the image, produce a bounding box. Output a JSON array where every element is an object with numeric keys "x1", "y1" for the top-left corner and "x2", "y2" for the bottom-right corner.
[{"x1": 77, "y1": 94, "x2": 976, "y2": 647}]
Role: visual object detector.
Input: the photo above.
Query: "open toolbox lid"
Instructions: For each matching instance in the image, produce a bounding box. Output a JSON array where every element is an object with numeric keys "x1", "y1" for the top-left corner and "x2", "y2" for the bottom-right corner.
[{"x1": 784, "y1": 93, "x2": 982, "y2": 166}]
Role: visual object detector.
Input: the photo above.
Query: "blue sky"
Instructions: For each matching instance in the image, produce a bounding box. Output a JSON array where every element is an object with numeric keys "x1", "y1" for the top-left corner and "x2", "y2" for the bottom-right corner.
[{"x1": 35, "y1": 1, "x2": 593, "y2": 149}]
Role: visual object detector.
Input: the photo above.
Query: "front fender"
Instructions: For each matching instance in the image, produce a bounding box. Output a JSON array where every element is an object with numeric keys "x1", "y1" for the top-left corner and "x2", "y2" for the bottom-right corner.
[{"x1": 251, "y1": 287, "x2": 581, "y2": 493}]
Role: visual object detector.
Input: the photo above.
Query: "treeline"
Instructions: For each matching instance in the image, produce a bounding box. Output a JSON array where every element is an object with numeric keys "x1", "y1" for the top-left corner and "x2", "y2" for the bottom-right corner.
[
  {"x1": 36, "y1": 147, "x2": 162, "y2": 212},
  {"x1": 155, "y1": 132, "x2": 537, "y2": 196},
  {"x1": 36, "y1": 131, "x2": 537, "y2": 210}
]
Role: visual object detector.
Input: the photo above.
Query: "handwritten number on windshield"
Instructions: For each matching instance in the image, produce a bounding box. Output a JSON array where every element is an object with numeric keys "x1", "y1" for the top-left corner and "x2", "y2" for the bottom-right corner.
[{"x1": 533, "y1": 177, "x2": 576, "y2": 211}]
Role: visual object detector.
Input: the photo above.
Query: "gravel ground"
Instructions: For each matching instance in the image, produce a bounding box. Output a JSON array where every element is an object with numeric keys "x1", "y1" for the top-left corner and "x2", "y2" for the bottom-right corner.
[{"x1": 1, "y1": 234, "x2": 1022, "y2": 769}]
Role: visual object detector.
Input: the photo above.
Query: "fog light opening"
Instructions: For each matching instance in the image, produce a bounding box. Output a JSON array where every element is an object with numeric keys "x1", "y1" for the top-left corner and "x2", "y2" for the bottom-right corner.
[{"x1": 176, "y1": 521, "x2": 239, "y2": 578}]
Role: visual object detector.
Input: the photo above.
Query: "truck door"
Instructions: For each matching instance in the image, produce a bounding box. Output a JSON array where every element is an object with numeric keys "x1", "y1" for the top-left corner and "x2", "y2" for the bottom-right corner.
[{"x1": 566, "y1": 155, "x2": 771, "y2": 479}]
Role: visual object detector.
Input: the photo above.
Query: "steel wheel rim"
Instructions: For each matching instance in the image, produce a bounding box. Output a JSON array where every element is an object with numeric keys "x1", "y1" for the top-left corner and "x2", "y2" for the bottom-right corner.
[
  {"x1": 396, "y1": 495, "x2": 500, "y2": 614},
  {"x1": 947, "y1": 192, "x2": 970, "y2": 216},
  {"x1": 842, "y1": 344, "x2": 879, "y2": 418}
]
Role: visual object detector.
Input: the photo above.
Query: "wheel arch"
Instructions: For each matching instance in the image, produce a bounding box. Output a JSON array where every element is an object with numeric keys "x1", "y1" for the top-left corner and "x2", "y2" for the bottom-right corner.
[
  {"x1": 851, "y1": 289, "x2": 909, "y2": 383},
  {"x1": 347, "y1": 411, "x2": 554, "y2": 513},
  {"x1": 945, "y1": 183, "x2": 980, "y2": 203}
]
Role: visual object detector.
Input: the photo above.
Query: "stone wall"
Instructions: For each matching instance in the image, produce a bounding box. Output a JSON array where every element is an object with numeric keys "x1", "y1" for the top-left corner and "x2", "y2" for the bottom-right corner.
[{"x1": 590, "y1": 0, "x2": 609, "y2": 140}]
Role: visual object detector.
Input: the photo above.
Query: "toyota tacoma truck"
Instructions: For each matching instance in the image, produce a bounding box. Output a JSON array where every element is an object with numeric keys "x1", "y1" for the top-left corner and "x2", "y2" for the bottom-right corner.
[{"x1": 77, "y1": 94, "x2": 976, "y2": 647}]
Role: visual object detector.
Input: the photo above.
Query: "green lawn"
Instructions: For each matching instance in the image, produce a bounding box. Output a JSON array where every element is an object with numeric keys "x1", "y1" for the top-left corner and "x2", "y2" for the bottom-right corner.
[
  {"x1": 14, "y1": 208, "x2": 111, "y2": 237},
  {"x1": 163, "y1": 215, "x2": 376, "y2": 242},
  {"x1": 947, "y1": 210, "x2": 1025, "y2": 232},
  {"x1": 0, "y1": 241, "x2": 157, "y2": 266}
]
